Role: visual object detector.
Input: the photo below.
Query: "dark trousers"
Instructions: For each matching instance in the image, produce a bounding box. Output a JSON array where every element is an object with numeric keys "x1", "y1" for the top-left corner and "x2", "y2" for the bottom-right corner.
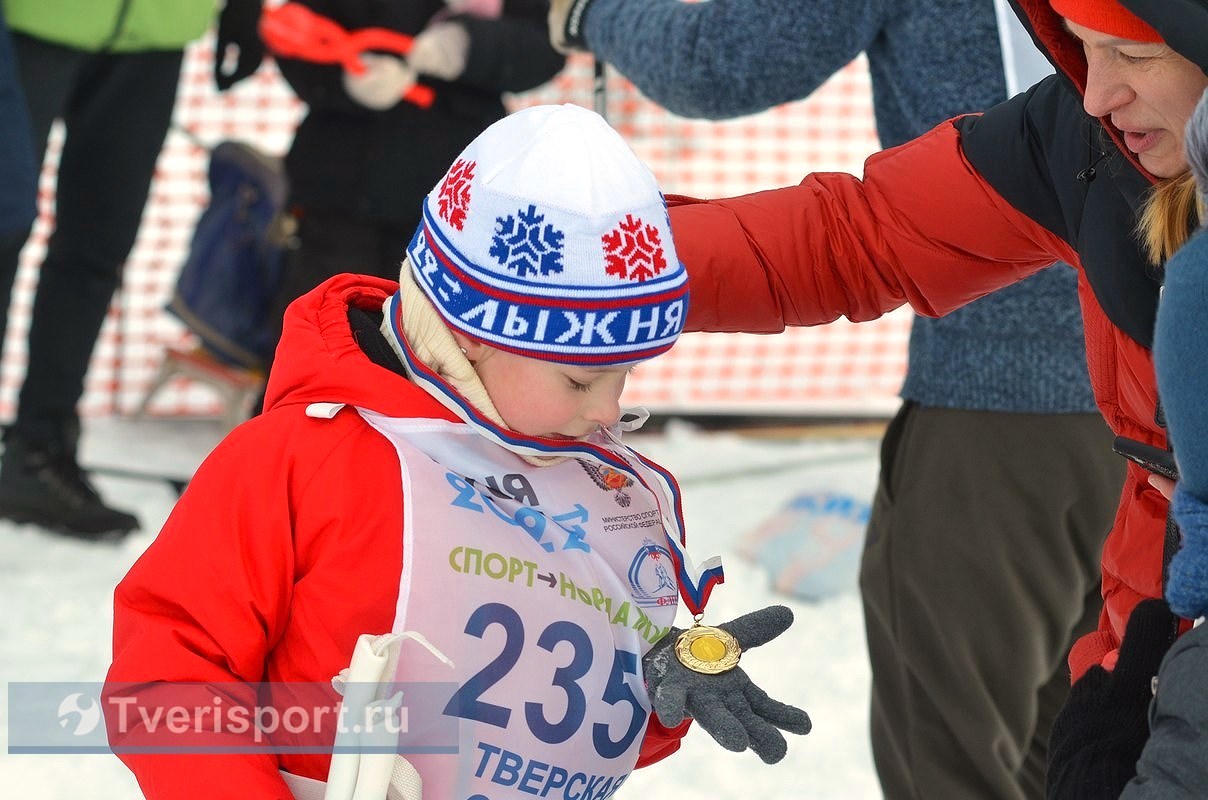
[
  {"x1": 0, "y1": 5, "x2": 37, "y2": 236},
  {"x1": 263, "y1": 208, "x2": 415, "y2": 374},
  {"x1": 0, "y1": 34, "x2": 181, "y2": 448},
  {"x1": 861, "y1": 403, "x2": 1125, "y2": 800}
]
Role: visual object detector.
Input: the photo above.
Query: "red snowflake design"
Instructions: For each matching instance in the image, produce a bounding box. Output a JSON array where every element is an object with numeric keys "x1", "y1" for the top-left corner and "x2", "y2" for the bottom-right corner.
[
  {"x1": 437, "y1": 159, "x2": 475, "y2": 231},
  {"x1": 601, "y1": 215, "x2": 667, "y2": 282}
]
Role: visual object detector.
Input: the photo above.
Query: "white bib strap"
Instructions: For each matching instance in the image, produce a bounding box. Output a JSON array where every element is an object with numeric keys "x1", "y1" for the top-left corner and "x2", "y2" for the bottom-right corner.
[
  {"x1": 280, "y1": 770, "x2": 326, "y2": 800},
  {"x1": 280, "y1": 763, "x2": 422, "y2": 800},
  {"x1": 323, "y1": 633, "x2": 448, "y2": 800}
]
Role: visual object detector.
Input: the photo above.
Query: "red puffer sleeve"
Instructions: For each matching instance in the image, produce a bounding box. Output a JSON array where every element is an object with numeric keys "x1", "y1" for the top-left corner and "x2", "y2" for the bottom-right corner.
[
  {"x1": 635, "y1": 716, "x2": 692, "y2": 768},
  {"x1": 668, "y1": 119, "x2": 1079, "y2": 334},
  {"x1": 104, "y1": 420, "x2": 298, "y2": 799},
  {"x1": 104, "y1": 408, "x2": 406, "y2": 799}
]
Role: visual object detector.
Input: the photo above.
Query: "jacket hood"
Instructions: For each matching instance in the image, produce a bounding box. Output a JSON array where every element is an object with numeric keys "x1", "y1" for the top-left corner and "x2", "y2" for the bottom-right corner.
[
  {"x1": 1016, "y1": 0, "x2": 1208, "y2": 79},
  {"x1": 1014, "y1": 0, "x2": 1208, "y2": 176},
  {"x1": 262, "y1": 273, "x2": 455, "y2": 420}
]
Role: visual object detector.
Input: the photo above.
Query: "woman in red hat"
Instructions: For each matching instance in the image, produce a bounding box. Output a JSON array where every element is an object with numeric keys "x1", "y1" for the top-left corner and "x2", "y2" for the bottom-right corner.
[{"x1": 666, "y1": 0, "x2": 1207, "y2": 795}]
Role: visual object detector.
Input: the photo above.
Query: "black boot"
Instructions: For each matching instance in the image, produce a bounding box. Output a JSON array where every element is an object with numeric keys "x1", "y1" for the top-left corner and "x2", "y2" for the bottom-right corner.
[{"x1": 0, "y1": 438, "x2": 140, "y2": 541}]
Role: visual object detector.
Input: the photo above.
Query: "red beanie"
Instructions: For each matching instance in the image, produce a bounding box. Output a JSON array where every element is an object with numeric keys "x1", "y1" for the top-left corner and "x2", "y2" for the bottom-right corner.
[{"x1": 1050, "y1": 0, "x2": 1164, "y2": 42}]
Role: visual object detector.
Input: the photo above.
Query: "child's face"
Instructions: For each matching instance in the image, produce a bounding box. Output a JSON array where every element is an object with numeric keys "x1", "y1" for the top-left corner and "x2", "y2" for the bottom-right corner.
[{"x1": 468, "y1": 343, "x2": 634, "y2": 439}]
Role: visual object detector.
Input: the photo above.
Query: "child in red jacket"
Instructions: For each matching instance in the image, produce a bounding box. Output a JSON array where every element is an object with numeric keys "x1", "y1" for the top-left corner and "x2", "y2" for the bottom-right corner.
[{"x1": 105, "y1": 104, "x2": 809, "y2": 800}]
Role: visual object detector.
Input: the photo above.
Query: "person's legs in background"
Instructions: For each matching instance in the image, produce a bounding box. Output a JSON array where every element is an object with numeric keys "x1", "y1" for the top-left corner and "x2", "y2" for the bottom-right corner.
[
  {"x1": 0, "y1": 4, "x2": 37, "y2": 240},
  {"x1": 256, "y1": 208, "x2": 414, "y2": 409},
  {"x1": 861, "y1": 404, "x2": 1123, "y2": 800},
  {"x1": 0, "y1": 34, "x2": 82, "y2": 386},
  {"x1": 0, "y1": 37, "x2": 182, "y2": 539}
]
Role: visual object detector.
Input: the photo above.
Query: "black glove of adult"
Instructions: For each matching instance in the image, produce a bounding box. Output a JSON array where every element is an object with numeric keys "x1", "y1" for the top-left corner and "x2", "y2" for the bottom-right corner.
[
  {"x1": 214, "y1": 0, "x2": 265, "y2": 91},
  {"x1": 548, "y1": 0, "x2": 597, "y2": 54},
  {"x1": 1046, "y1": 598, "x2": 1180, "y2": 800},
  {"x1": 642, "y1": 605, "x2": 812, "y2": 764}
]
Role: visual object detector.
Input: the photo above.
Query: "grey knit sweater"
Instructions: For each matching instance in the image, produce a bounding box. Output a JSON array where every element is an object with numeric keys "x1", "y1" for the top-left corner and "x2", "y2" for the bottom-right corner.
[{"x1": 581, "y1": 0, "x2": 1096, "y2": 412}]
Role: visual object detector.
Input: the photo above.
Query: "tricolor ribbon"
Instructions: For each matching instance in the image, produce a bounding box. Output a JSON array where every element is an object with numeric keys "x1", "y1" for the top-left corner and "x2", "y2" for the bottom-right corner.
[{"x1": 384, "y1": 290, "x2": 724, "y2": 615}]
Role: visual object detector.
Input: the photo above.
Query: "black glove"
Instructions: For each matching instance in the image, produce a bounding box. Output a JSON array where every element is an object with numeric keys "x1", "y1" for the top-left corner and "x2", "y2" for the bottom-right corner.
[
  {"x1": 548, "y1": 0, "x2": 597, "y2": 54},
  {"x1": 643, "y1": 605, "x2": 812, "y2": 764},
  {"x1": 1046, "y1": 598, "x2": 1179, "y2": 800},
  {"x1": 214, "y1": 0, "x2": 265, "y2": 91}
]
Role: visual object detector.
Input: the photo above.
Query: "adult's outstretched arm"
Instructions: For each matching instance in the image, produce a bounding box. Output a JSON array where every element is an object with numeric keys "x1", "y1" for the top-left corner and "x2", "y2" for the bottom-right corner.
[
  {"x1": 580, "y1": 0, "x2": 887, "y2": 119},
  {"x1": 668, "y1": 119, "x2": 1077, "y2": 333}
]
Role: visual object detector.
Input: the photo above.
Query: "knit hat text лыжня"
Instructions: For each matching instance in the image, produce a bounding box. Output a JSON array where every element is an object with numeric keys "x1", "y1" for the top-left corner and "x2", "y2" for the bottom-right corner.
[{"x1": 402, "y1": 103, "x2": 689, "y2": 367}]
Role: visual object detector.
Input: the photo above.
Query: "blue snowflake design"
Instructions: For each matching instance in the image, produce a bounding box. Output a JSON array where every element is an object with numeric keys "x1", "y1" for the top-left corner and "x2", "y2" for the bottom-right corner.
[{"x1": 489, "y1": 205, "x2": 565, "y2": 277}]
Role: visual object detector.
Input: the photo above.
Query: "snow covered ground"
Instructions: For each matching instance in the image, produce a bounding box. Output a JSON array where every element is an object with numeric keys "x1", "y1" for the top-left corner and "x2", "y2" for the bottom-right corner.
[{"x1": 0, "y1": 415, "x2": 884, "y2": 799}]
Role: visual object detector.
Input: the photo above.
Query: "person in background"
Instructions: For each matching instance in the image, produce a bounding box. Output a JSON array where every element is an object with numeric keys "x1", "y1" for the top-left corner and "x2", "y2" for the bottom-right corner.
[
  {"x1": 548, "y1": 1, "x2": 1123, "y2": 797},
  {"x1": 1156, "y1": 88, "x2": 1208, "y2": 635},
  {"x1": 0, "y1": 3, "x2": 35, "y2": 238},
  {"x1": 589, "y1": 0, "x2": 1207, "y2": 791},
  {"x1": 1126, "y1": 85, "x2": 1208, "y2": 799},
  {"x1": 1044, "y1": 87, "x2": 1208, "y2": 800},
  {"x1": 105, "y1": 104, "x2": 811, "y2": 799},
  {"x1": 0, "y1": 0, "x2": 262, "y2": 541},
  {"x1": 262, "y1": 0, "x2": 565, "y2": 392}
]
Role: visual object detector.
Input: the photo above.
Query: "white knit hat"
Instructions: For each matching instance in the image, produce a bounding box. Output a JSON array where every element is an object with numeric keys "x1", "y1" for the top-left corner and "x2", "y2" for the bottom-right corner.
[{"x1": 404, "y1": 103, "x2": 688, "y2": 365}]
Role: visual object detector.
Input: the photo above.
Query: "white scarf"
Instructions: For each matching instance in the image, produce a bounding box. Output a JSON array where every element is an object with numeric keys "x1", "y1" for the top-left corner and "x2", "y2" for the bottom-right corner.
[{"x1": 380, "y1": 263, "x2": 566, "y2": 466}]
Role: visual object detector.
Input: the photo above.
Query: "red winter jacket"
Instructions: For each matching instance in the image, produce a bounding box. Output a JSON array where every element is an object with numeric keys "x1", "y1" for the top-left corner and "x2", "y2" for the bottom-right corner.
[
  {"x1": 668, "y1": 0, "x2": 1207, "y2": 682},
  {"x1": 104, "y1": 275, "x2": 687, "y2": 799}
]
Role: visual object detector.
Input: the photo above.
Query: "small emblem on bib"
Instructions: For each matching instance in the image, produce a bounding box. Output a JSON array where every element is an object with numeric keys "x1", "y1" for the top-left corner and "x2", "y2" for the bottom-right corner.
[{"x1": 579, "y1": 460, "x2": 633, "y2": 507}]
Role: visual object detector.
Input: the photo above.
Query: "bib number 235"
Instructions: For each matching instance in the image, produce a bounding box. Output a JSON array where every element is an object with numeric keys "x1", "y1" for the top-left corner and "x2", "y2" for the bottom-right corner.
[{"x1": 442, "y1": 602, "x2": 646, "y2": 759}]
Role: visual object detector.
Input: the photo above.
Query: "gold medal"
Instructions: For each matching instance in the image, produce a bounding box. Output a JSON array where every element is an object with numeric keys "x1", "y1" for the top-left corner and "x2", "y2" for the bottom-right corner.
[{"x1": 674, "y1": 618, "x2": 742, "y2": 674}]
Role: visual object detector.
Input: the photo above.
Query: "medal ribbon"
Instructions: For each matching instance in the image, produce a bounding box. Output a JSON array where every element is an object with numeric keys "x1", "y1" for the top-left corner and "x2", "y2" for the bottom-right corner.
[{"x1": 385, "y1": 290, "x2": 724, "y2": 615}]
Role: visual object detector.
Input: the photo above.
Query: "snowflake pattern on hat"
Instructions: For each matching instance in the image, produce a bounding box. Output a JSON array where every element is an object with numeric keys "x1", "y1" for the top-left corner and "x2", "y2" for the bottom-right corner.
[
  {"x1": 489, "y1": 205, "x2": 565, "y2": 278},
  {"x1": 407, "y1": 104, "x2": 689, "y2": 365},
  {"x1": 437, "y1": 159, "x2": 475, "y2": 231},
  {"x1": 602, "y1": 214, "x2": 667, "y2": 282}
]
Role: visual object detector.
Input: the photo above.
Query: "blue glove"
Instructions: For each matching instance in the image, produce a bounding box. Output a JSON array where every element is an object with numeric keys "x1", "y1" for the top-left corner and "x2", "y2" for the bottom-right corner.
[
  {"x1": 642, "y1": 605, "x2": 812, "y2": 763},
  {"x1": 1168, "y1": 484, "x2": 1208, "y2": 619}
]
